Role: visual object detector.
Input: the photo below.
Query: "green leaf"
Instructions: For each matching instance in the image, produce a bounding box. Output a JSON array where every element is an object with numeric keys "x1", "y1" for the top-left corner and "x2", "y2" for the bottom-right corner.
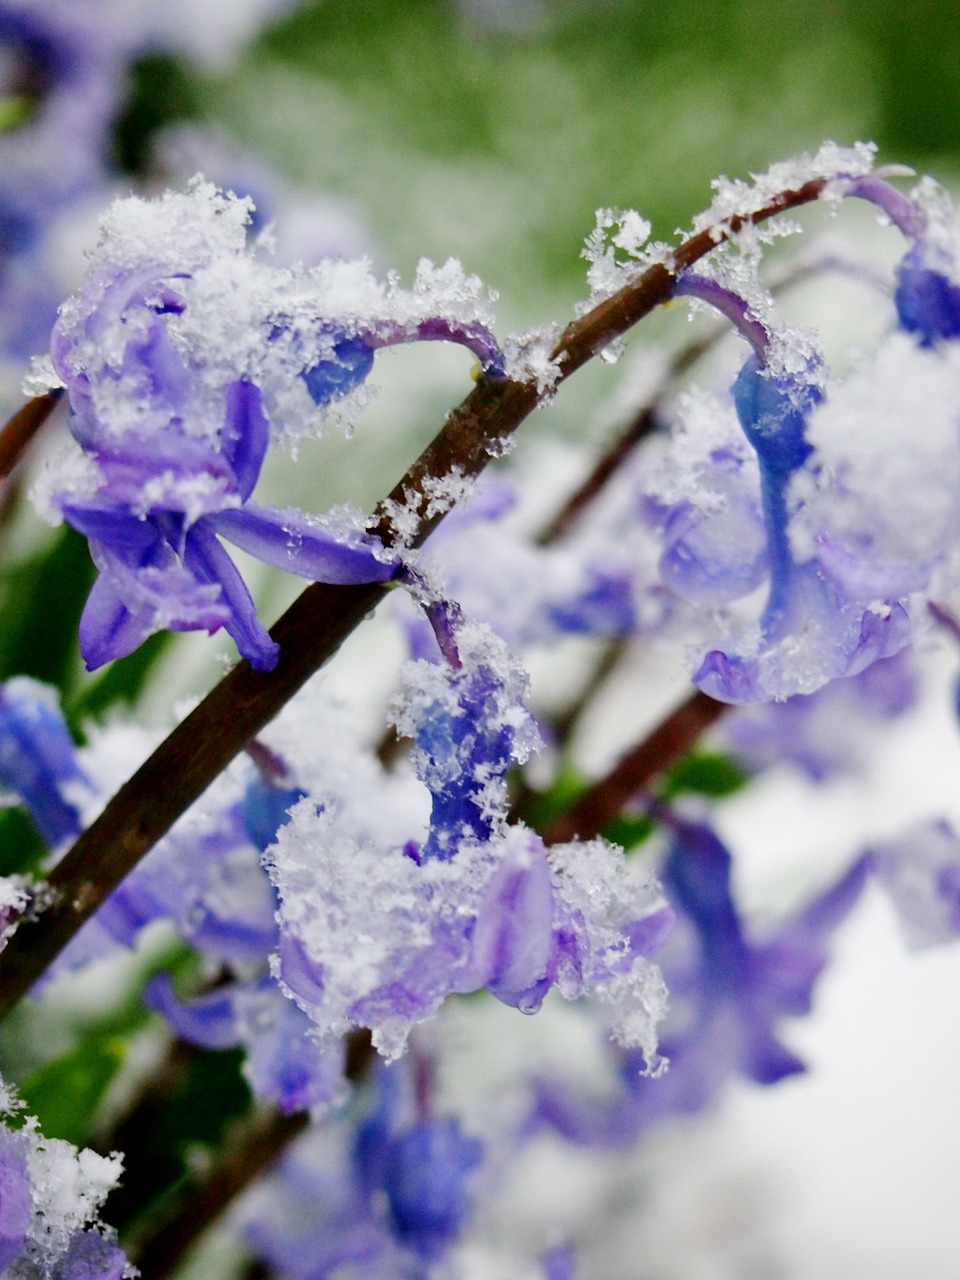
[
  {"x1": 601, "y1": 812, "x2": 656, "y2": 851},
  {"x1": 0, "y1": 95, "x2": 34, "y2": 132},
  {"x1": 521, "y1": 766, "x2": 588, "y2": 830},
  {"x1": 68, "y1": 629, "x2": 172, "y2": 725},
  {"x1": 0, "y1": 805, "x2": 47, "y2": 877},
  {"x1": 659, "y1": 751, "x2": 747, "y2": 800},
  {"x1": 0, "y1": 526, "x2": 95, "y2": 697},
  {"x1": 105, "y1": 1046, "x2": 252, "y2": 1235},
  {"x1": 18, "y1": 1037, "x2": 126, "y2": 1147}
]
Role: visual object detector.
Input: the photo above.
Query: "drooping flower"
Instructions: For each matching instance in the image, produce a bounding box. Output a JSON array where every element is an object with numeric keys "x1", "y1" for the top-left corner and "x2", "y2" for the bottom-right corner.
[
  {"x1": 870, "y1": 819, "x2": 960, "y2": 949},
  {"x1": 688, "y1": 344, "x2": 909, "y2": 702},
  {"x1": 31, "y1": 183, "x2": 503, "y2": 670},
  {"x1": 145, "y1": 971, "x2": 345, "y2": 1114},
  {"x1": 717, "y1": 648, "x2": 918, "y2": 781},
  {"x1": 0, "y1": 677, "x2": 92, "y2": 848},
  {"x1": 389, "y1": 616, "x2": 541, "y2": 862},
  {"x1": 533, "y1": 821, "x2": 871, "y2": 1146}
]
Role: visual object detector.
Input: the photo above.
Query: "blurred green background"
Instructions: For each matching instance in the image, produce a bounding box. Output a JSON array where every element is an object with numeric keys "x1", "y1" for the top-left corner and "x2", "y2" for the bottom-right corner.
[
  {"x1": 10, "y1": 0, "x2": 960, "y2": 714},
  {"x1": 199, "y1": 0, "x2": 960, "y2": 321}
]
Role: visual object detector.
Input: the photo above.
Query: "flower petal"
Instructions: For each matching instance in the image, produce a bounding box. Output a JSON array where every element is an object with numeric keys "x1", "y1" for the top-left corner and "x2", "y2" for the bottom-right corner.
[{"x1": 213, "y1": 502, "x2": 400, "y2": 584}]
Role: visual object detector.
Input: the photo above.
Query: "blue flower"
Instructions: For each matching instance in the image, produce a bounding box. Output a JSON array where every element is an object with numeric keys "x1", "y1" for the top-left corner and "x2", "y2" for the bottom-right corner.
[
  {"x1": 533, "y1": 826, "x2": 871, "y2": 1146},
  {"x1": 0, "y1": 678, "x2": 90, "y2": 848},
  {"x1": 693, "y1": 355, "x2": 908, "y2": 702},
  {"x1": 394, "y1": 617, "x2": 540, "y2": 861},
  {"x1": 37, "y1": 184, "x2": 503, "y2": 671},
  {"x1": 145, "y1": 972, "x2": 344, "y2": 1113},
  {"x1": 382, "y1": 1120, "x2": 483, "y2": 1261}
]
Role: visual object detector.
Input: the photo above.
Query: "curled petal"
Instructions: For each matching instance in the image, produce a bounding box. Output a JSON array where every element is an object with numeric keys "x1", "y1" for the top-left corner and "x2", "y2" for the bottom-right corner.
[
  {"x1": 79, "y1": 535, "x2": 230, "y2": 669},
  {"x1": 183, "y1": 523, "x2": 280, "y2": 671},
  {"x1": 144, "y1": 973, "x2": 240, "y2": 1050},
  {"x1": 213, "y1": 503, "x2": 400, "y2": 585},
  {"x1": 463, "y1": 832, "x2": 555, "y2": 1009},
  {"x1": 220, "y1": 378, "x2": 270, "y2": 501}
]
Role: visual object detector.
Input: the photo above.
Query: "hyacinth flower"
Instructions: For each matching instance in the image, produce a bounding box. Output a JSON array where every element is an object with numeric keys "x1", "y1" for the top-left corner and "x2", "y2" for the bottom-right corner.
[
  {"x1": 664, "y1": 271, "x2": 908, "y2": 703},
  {"x1": 533, "y1": 818, "x2": 871, "y2": 1148},
  {"x1": 390, "y1": 601, "x2": 543, "y2": 863},
  {"x1": 0, "y1": 1082, "x2": 127, "y2": 1279},
  {"x1": 716, "y1": 647, "x2": 918, "y2": 781},
  {"x1": 269, "y1": 610, "x2": 669, "y2": 1064},
  {"x1": 833, "y1": 171, "x2": 960, "y2": 347},
  {"x1": 389, "y1": 471, "x2": 646, "y2": 663},
  {"x1": 144, "y1": 970, "x2": 346, "y2": 1114},
  {"x1": 0, "y1": 677, "x2": 91, "y2": 849},
  {"x1": 0, "y1": 2, "x2": 305, "y2": 372},
  {"x1": 239, "y1": 1057, "x2": 483, "y2": 1276},
  {"x1": 785, "y1": 177, "x2": 960, "y2": 618},
  {"x1": 31, "y1": 183, "x2": 505, "y2": 670},
  {"x1": 0, "y1": 676, "x2": 290, "y2": 975}
]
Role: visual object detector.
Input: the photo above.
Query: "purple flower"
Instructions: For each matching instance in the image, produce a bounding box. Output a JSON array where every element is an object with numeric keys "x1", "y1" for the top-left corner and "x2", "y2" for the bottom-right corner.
[
  {"x1": 0, "y1": 678, "x2": 92, "y2": 847},
  {"x1": 49, "y1": 1230, "x2": 127, "y2": 1280},
  {"x1": 391, "y1": 619, "x2": 541, "y2": 861},
  {"x1": 0, "y1": 1126, "x2": 31, "y2": 1270},
  {"x1": 35, "y1": 184, "x2": 503, "y2": 670},
  {"x1": 717, "y1": 648, "x2": 918, "y2": 781},
  {"x1": 692, "y1": 354, "x2": 908, "y2": 702},
  {"x1": 870, "y1": 819, "x2": 960, "y2": 949},
  {"x1": 533, "y1": 826, "x2": 870, "y2": 1146},
  {"x1": 271, "y1": 807, "x2": 668, "y2": 1066},
  {"x1": 382, "y1": 1120, "x2": 483, "y2": 1261},
  {"x1": 145, "y1": 971, "x2": 345, "y2": 1113},
  {"x1": 842, "y1": 173, "x2": 960, "y2": 346}
]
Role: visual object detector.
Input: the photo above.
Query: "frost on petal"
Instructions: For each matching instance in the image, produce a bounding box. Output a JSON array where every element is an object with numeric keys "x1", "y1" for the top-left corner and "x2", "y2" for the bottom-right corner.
[
  {"x1": 0, "y1": 1076, "x2": 127, "y2": 1280},
  {"x1": 687, "y1": 353, "x2": 910, "y2": 702},
  {"x1": 791, "y1": 333, "x2": 960, "y2": 601},
  {"x1": 268, "y1": 805, "x2": 492, "y2": 1060},
  {"x1": 390, "y1": 622, "x2": 541, "y2": 861},
  {"x1": 548, "y1": 836, "x2": 669, "y2": 1070}
]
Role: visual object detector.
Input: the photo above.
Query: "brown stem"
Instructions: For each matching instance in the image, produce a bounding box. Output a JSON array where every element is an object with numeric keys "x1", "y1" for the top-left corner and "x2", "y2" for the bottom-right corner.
[
  {"x1": 542, "y1": 689, "x2": 728, "y2": 845},
  {"x1": 0, "y1": 175, "x2": 833, "y2": 1019},
  {"x1": 537, "y1": 240, "x2": 864, "y2": 547},
  {"x1": 130, "y1": 1030, "x2": 376, "y2": 1280},
  {"x1": 537, "y1": 338, "x2": 708, "y2": 546},
  {"x1": 0, "y1": 390, "x2": 62, "y2": 481},
  {"x1": 131, "y1": 1107, "x2": 309, "y2": 1280}
]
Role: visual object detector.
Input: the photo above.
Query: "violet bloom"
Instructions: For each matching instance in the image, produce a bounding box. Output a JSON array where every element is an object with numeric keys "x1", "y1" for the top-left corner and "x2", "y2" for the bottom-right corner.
[
  {"x1": 0, "y1": 1082, "x2": 127, "y2": 1280},
  {"x1": 871, "y1": 819, "x2": 960, "y2": 949},
  {"x1": 691, "y1": 349, "x2": 908, "y2": 702},
  {"x1": 0, "y1": 678, "x2": 284, "y2": 972},
  {"x1": 390, "y1": 618, "x2": 541, "y2": 861},
  {"x1": 0, "y1": 1126, "x2": 31, "y2": 1270},
  {"x1": 717, "y1": 648, "x2": 918, "y2": 781},
  {"x1": 535, "y1": 827, "x2": 870, "y2": 1147},
  {"x1": 33, "y1": 183, "x2": 503, "y2": 670},
  {"x1": 271, "y1": 805, "x2": 668, "y2": 1065},
  {"x1": 239, "y1": 1066, "x2": 480, "y2": 1279},
  {"x1": 841, "y1": 173, "x2": 960, "y2": 346},
  {"x1": 145, "y1": 971, "x2": 345, "y2": 1113},
  {"x1": 0, "y1": 677, "x2": 91, "y2": 847},
  {"x1": 382, "y1": 1121, "x2": 483, "y2": 1261}
]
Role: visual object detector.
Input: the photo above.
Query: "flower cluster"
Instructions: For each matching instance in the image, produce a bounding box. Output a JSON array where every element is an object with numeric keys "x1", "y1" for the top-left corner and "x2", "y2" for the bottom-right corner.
[{"x1": 4, "y1": 121, "x2": 960, "y2": 1280}]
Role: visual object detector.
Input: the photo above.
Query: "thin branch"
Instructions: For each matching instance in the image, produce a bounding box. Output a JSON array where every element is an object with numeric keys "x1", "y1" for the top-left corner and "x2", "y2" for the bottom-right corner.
[
  {"x1": 541, "y1": 688, "x2": 728, "y2": 846},
  {"x1": 0, "y1": 176, "x2": 833, "y2": 1019},
  {"x1": 537, "y1": 244, "x2": 868, "y2": 546},
  {"x1": 131, "y1": 1107, "x2": 308, "y2": 1280},
  {"x1": 0, "y1": 390, "x2": 62, "y2": 481},
  {"x1": 130, "y1": 1030, "x2": 375, "y2": 1280}
]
